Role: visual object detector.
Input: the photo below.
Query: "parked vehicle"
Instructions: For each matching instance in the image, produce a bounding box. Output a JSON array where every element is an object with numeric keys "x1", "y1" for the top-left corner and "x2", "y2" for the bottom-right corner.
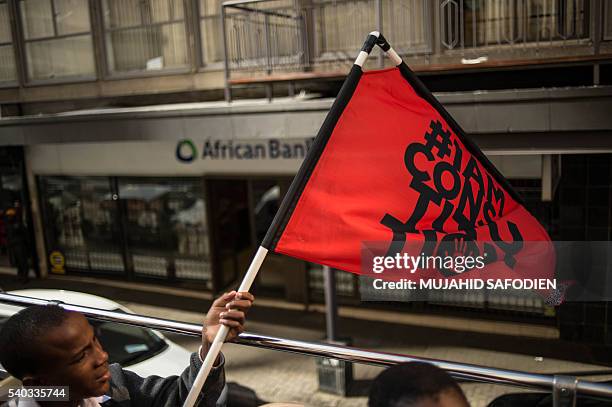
[{"x1": 0, "y1": 289, "x2": 192, "y2": 379}]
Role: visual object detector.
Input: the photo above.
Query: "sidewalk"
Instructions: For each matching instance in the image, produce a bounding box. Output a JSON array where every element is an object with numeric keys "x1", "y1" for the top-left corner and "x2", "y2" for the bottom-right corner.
[{"x1": 1, "y1": 271, "x2": 611, "y2": 406}]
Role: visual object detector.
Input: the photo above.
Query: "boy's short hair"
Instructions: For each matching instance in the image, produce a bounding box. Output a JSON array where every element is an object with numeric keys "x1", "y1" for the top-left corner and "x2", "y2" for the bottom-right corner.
[
  {"x1": 369, "y1": 362, "x2": 467, "y2": 407},
  {"x1": 0, "y1": 305, "x2": 71, "y2": 379}
]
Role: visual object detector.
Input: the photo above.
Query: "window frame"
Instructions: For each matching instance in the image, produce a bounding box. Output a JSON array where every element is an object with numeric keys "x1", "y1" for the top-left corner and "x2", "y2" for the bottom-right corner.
[
  {"x1": 15, "y1": 0, "x2": 98, "y2": 85},
  {"x1": 97, "y1": 0, "x2": 195, "y2": 79},
  {"x1": 196, "y1": 0, "x2": 225, "y2": 71},
  {"x1": 0, "y1": 0, "x2": 21, "y2": 87}
]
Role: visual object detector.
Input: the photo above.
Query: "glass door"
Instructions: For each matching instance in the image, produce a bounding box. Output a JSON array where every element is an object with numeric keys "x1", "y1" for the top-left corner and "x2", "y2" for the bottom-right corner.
[
  {"x1": 250, "y1": 179, "x2": 289, "y2": 296},
  {"x1": 207, "y1": 179, "x2": 250, "y2": 290}
]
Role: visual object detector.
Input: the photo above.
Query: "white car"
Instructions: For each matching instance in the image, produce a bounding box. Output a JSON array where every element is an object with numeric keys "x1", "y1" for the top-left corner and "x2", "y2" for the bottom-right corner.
[{"x1": 0, "y1": 289, "x2": 193, "y2": 378}]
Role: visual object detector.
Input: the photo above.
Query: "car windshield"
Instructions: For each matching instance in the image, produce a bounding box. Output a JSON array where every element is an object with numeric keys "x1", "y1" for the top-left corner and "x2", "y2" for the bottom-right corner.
[
  {"x1": 0, "y1": 312, "x2": 168, "y2": 369},
  {"x1": 89, "y1": 310, "x2": 168, "y2": 366}
]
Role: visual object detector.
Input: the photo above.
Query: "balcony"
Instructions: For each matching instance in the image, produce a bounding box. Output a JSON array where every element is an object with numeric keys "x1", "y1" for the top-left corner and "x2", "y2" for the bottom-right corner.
[
  {"x1": 221, "y1": 0, "x2": 612, "y2": 96},
  {"x1": 0, "y1": 0, "x2": 610, "y2": 108}
]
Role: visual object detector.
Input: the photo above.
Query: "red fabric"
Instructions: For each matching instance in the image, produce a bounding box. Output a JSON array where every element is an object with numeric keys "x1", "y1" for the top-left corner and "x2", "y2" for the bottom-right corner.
[{"x1": 274, "y1": 67, "x2": 553, "y2": 280}]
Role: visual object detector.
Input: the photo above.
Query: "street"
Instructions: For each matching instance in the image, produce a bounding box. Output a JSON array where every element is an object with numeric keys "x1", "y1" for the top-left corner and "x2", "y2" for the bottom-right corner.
[{"x1": 125, "y1": 302, "x2": 612, "y2": 407}]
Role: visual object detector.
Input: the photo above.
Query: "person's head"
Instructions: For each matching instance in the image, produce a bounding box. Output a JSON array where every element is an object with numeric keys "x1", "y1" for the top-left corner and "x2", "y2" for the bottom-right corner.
[
  {"x1": 368, "y1": 362, "x2": 469, "y2": 407},
  {"x1": 0, "y1": 305, "x2": 110, "y2": 399}
]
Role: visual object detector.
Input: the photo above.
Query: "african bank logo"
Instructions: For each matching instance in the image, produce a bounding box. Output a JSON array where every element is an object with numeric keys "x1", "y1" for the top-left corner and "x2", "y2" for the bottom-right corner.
[
  {"x1": 176, "y1": 139, "x2": 197, "y2": 163},
  {"x1": 176, "y1": 137, "x2": 314, "y2": 162}
]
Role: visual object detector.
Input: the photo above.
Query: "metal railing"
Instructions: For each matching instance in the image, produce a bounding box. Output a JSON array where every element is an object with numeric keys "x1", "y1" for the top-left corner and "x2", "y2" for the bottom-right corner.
[
  {"x1": 221, "y1": 0, "x2": 432, "y2": 74},
  {"x1": 2, "y1": 292, "x2": 612, "y2": 404},
  {"x1": 222, "y1": 0, "x2": 305, "y2": 73},
  {"x1": 221, "y1": 0, "x2": 609, "y2": 88},
  {"x1": 310, "y1": 0, "x2": 432, "y2": 61},
  {"x1": 440, "y1": 0, "x2": 589, "y2": 51}
]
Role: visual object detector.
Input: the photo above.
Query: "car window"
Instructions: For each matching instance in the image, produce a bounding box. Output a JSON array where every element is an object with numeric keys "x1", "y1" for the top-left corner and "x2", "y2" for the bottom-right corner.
[{"x1": 89, "y1": 312, "x2": 168, "y2": 366}]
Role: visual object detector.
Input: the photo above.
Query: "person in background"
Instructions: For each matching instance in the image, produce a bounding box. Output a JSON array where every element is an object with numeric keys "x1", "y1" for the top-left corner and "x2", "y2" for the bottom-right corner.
[
  {"x1": 4, "y1": 201, "x2": 29, "y2": 283},
  {"x1": 368, "y1": 362, "x2": 470, "y2": 407}
]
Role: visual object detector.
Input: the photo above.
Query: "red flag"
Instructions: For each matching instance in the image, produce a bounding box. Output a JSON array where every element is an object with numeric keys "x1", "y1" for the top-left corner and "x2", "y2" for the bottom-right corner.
[{"x1": 262, "y1": 62, "x2": 554, "y2": 282}]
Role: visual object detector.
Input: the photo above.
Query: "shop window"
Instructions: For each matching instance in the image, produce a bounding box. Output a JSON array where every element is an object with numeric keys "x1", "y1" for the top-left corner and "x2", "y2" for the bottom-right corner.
[
  {"x1": 0, "y1": 1, "x2": 17, "y2": 84},
  {"x1": 18, "y1": 0, "x2": 95, "y2": 81},
  {"x1": 39, "y1": 176, "x2": 125, "y2": 273},
  {"x1": 118, "y1": 178, "x2": 210, "y2": 285},
  {"x1": 102, "y1": 0, "x2": 189, "y2": 74}
]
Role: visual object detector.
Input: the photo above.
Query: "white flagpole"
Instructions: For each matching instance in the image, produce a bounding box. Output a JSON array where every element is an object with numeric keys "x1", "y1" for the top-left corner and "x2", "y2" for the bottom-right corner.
[{"x1": 182, "y1": 246, "x2": 268, "y2": 407}]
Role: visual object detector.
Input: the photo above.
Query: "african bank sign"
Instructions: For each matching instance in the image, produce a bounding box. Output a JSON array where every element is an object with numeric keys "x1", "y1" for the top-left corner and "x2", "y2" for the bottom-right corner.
[{"x1": 176, "y1": 138, "x2": 315, "y2": 163}]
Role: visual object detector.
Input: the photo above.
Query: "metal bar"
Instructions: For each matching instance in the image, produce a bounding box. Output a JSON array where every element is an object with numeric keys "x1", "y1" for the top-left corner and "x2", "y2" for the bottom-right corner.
[
  {"x1": 553, "y1": 375, "x2": 578, "y2": 407},
  {"x1": 11, "y1": 0, "x2": 31, "y2": 85},
  {"x1": 536, "y1": 0, "x2": 540, "y2": 45},
  {"x1": 90, "y1": 0, "x2": 109, "y2": 80},
  {"x1": 454, "y1": 0, "x2": 459, "y2": 49},
  {"x1": 604, "y1": 1, "x2": 612, "y2": 40},
  {"x1": 2, "y1": 292, "x2": 612, "y2": 399},
  {"x1": 375, "y1": 0, "x2": 383, "y2": 68},
  {"x1": 264, "y1": 13, "x2": 272, "y2": 74},
  {"x1": 431, "y1": 0, "x2": 441, "y2": 55},
  {"x1": 468, "y1": 0, "x2": 473, "y2": 48},
  {"x1": 223, "y1": 0, "x2": 279, "y2": 8},
  {"x1": 297, "y1": 1, "x2": 310, "y2": 71},
  {"x1": 264, "y1": 12, "x2": 272, "y2": 99},
  {"x1": 0, "y1": 292, "x2": 199, "y2": 335},
  {"x1": 464, "y1": 0, "x2": 468, "y2": 51},
  {"x1": 103, "y1": 19, "x2": 186, "y2": 34},
  {"x1": 221, "y1": 4, "x2": 231, "y2": 102},
  {"x1": 592, "y1": 0, "x2": 602, "y2": 86},
  {"x1": 523, "y1": 0, "x2": 528, "y2": 45},
  {"x1": 50, "y1": 0, "x2": 59, "y2": 37},
  {"x1": 440, "y1": 1, "x2": 448, "y2": 49},
  {"x1": 323, "y1": 265, "x2": 338, "y2": 341},
  {"x1": 21, "y1": 31, "x2": 92, "y2": 45},
  {"x1": 225, "y1": 4, "x2": 296, "y2": 20}
]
